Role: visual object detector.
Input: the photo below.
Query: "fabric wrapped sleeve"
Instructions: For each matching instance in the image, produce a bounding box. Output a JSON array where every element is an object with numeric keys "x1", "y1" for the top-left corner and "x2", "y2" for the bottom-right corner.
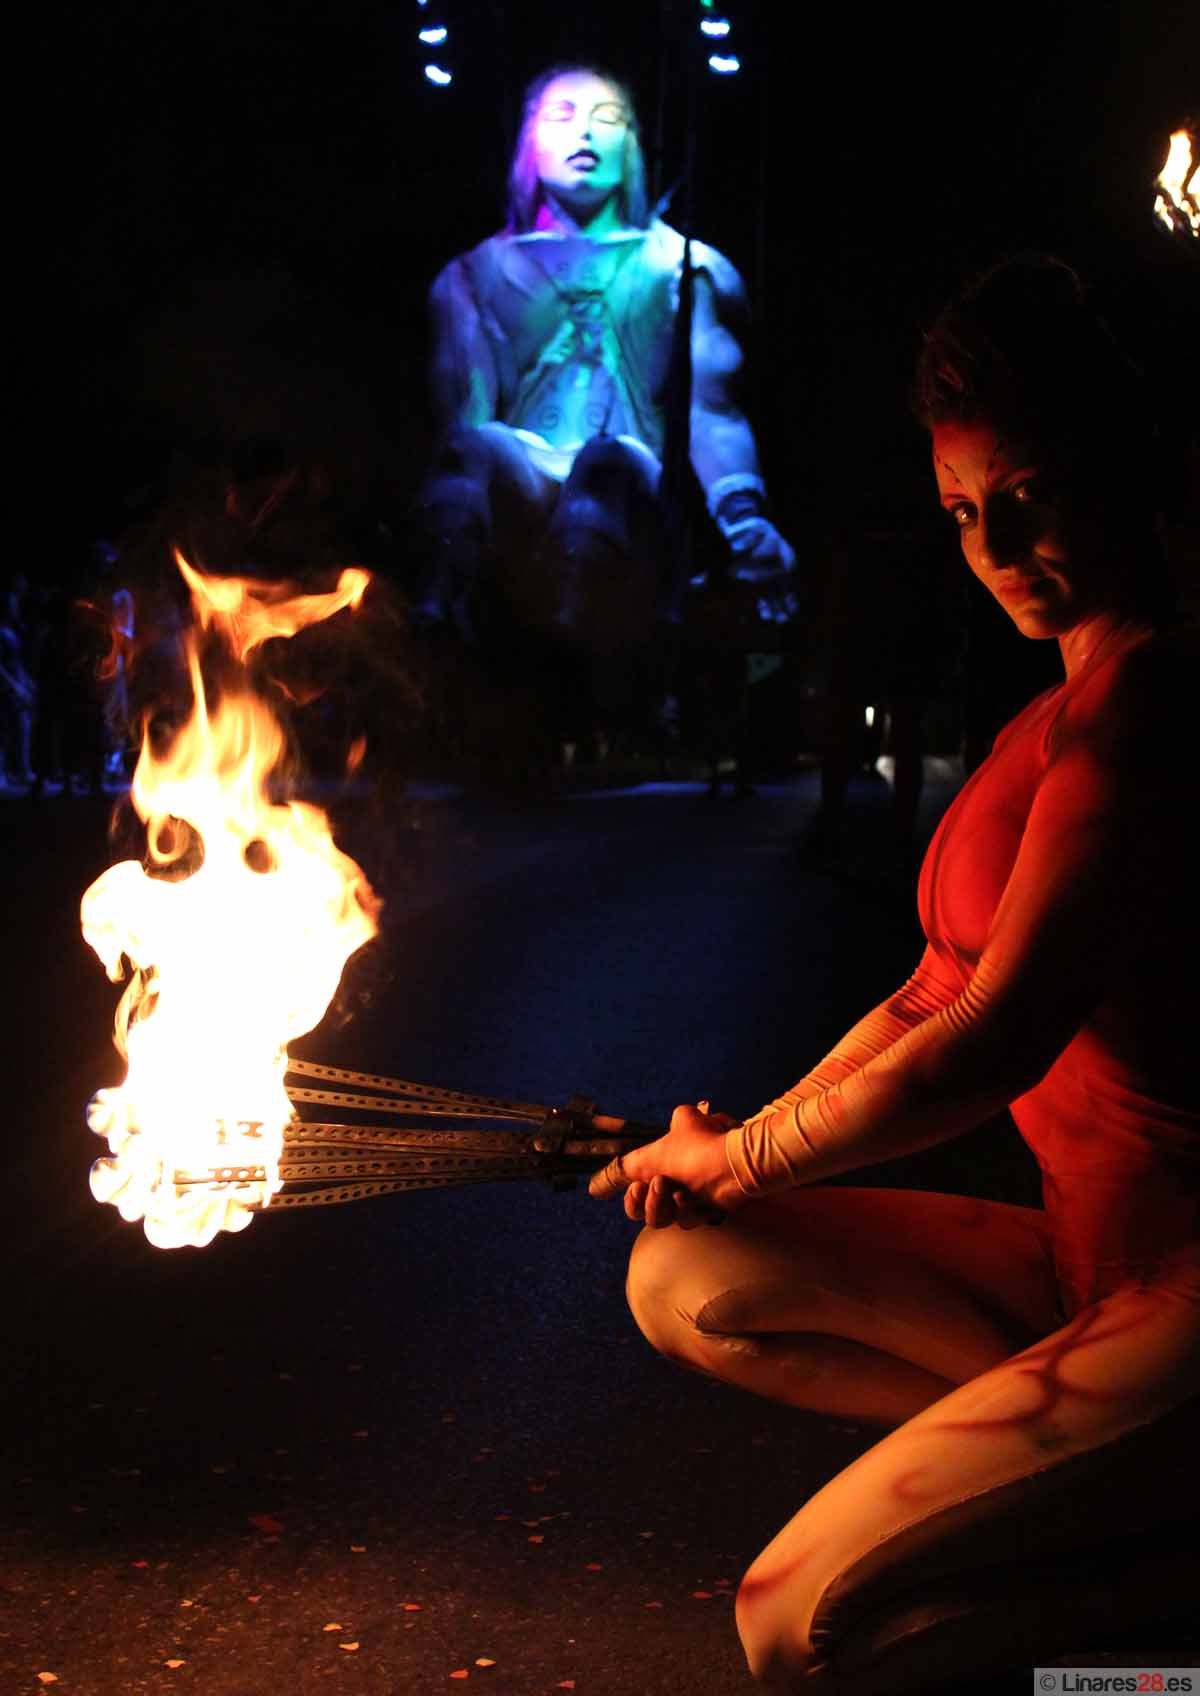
[{"x1": 726, "y1": 641, "x2": 1162, "y2": 1197}]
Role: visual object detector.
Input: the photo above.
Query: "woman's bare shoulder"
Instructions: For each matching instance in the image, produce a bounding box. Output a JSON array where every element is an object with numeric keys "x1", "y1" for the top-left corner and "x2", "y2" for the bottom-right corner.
[
  {"x1": 1062, "y1": 625, "x2": 1197, "y2": 763},
  {"x1": 1105, "y1": 625, "x2": 1198, "y2": 698}
]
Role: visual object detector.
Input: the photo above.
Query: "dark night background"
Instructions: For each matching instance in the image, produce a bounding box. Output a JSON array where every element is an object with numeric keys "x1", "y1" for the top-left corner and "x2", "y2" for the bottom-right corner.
[
  {"x1": 20, "y1": 0, "x2": 1198, "y2": 578},
  {"x1": 3, "y1": 6, "x2": 1199, "y2": 1694}
]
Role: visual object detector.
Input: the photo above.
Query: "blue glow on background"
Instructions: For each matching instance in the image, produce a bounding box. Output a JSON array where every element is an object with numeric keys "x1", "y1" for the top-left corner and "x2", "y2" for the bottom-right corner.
[
  {"x1": 708, "y1": 53, "x2": 741, "y2": 74},
  {"x1": 419, "y1": 25, "x2": 448, "y2": 44},
  {"x1": 424, "y1": 63, "x2": 452, "y2": 86},
  {"x1": 700, "y1": 17, "x2": 732, "y2": 35}
]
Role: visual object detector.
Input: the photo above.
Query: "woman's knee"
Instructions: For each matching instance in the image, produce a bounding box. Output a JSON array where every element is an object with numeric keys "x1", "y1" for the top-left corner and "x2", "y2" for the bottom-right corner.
[
  {"x1": 735, "y1": 1569, "x2": 824, "y2": 1692},
  {"x1": 625, "y1": 1224, "x2": 720, "y2": 1361},
  {"x1": 626, "y1": 1202, "x2": 838, "y2": 1366}
]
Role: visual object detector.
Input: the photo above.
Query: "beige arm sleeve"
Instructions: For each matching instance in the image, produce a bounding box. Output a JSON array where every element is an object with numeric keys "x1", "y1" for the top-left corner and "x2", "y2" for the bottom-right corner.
[
  {"x1": 724, "y1": 944, "x2": 984, "y2": 1194},
  {"x1": 725, "y1": 651, "x2": 1149, "y2": 1197}
]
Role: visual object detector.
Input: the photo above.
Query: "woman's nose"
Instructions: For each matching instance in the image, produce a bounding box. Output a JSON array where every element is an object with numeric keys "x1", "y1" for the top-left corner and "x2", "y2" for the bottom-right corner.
[{"x1": 977, "y1": 496, "x2": 1029, "y2": 570}]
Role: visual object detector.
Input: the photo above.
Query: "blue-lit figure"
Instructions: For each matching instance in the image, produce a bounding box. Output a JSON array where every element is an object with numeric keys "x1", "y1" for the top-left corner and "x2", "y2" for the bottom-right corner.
[{"x1": 418, "y1": 62, "x2": 793, "y2": 659}]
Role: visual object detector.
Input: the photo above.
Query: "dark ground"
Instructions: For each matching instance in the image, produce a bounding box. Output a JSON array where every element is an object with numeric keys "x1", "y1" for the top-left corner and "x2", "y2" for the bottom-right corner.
[{"x1": 2, "y1": 767, "x2": 1197, "y2": 1695}]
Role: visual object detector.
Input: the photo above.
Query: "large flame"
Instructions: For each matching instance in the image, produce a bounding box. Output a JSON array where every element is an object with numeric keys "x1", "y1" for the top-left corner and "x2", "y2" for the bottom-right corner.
[
  {"x1": 81, "y1": 555, "x2": 379, "y2": 1248},
  {"x1": 1154, "y1": 127, "x2": 1200, "y2": 239}
]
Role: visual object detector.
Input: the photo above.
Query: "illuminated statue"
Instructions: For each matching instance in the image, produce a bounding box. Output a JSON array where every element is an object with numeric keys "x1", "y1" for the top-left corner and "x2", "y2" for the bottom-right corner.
[{"x1": 418, "y1": 63, "x2": 794, "y2": 649}]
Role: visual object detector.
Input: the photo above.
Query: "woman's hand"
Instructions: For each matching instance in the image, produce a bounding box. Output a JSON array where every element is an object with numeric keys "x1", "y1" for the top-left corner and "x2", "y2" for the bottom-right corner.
[{"x1": 587, "y1": 1102, "x2": 745, "y2": 1229}]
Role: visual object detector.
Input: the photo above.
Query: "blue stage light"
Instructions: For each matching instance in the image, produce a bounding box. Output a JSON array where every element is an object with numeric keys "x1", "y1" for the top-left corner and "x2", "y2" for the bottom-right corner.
[
  {"x1": 418, "y1": 25, "x2": 448, "y2": 43},
  {"x1": 707, "y1": 53, "x2": 741, "y2": 74},
  {"x1": 700, "y1": 17, "x2": 731, "y2": 35},
  {"x1": 424, "y1": 63, "x2": 452, "y2": 86}
]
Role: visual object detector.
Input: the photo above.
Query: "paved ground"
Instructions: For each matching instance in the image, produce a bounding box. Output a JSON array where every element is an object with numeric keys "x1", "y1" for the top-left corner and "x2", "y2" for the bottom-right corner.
[{"x1": 0, "y1": 771, "x2": 1194, "y2": 1695}]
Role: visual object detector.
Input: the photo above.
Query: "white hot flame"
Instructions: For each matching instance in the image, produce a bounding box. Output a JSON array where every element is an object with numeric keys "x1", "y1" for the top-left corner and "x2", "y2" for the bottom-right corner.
[
  {"x1": 1154, "y1": 127, "x2": 1200, "y2": 239},
  {"x1": 81, "y1": 556, "x2": 379, "y2": 1248}
]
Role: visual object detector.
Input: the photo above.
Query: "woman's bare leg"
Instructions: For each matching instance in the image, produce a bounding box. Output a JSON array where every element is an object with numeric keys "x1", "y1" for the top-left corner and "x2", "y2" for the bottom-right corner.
[
  {"x1": 627, "y1": 1186, "x2": 1061, "y2": 1427},
  {"x1": 625, "y1": 1189, "x2": 1200, "y2": 1689},
  {"x1": 736, "y1": 1246, "x2": 1200, "y2": 1691}
]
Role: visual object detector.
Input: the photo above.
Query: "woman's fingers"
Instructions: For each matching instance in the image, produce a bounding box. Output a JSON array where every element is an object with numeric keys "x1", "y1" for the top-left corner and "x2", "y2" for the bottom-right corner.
[
  {"x1": 674, "y1": 1189, "x2": 727, "y2": 1230},
  {"x1": 644, "y1": 1176, "x2": 677, "y2": 1229},
  {"x1": 590, "y1": 1148, "x2": 650, "y2": 1200},
  {"x1": 673, "y1": 1189, "x2": 705, "y2": 1231},
  {"x1": 622, "y1": 1178, "x2": 727, "y2": 1232},
  {"x1": 624, "y1": 1178, "x2": 677, "y2": 1228},
  {"x1": 590, "y1": 1105, "x2": 742, "y2": 1214},
  {"x1": 589, "y1": 1155, "x2": 629, "y2": 1200}
]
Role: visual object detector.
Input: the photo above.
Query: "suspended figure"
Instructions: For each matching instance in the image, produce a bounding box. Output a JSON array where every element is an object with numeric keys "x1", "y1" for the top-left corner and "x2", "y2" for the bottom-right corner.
[{"x1": 417, "y1": 62, "x2": 794, "y2": 742}]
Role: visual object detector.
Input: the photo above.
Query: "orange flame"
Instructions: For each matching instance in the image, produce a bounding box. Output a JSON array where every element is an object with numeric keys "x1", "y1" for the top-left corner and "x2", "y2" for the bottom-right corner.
[
  {"x1": 81, "y1": 557, "x2": 379, "y2": 1248},
  {"x1": 1154, "y1": 127, "x2": 1200, "y2": 239},
  {"x1": 176, "y1": 551, "x2": 370, "y2": 662}
]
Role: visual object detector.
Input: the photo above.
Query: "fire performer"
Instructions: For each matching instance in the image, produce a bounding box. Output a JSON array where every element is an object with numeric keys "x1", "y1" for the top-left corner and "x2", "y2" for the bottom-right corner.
[
  {"x1": 416, "y1": 61, "x2": 794, "y2": 653},
  {"x1": 591, "y1": 257, "x2": 1200, "y2": 1688}
]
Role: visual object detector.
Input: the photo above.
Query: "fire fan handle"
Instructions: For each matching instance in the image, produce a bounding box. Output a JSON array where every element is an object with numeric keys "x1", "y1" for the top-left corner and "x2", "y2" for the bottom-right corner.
[
  {"x1": 530, "y1": 1101, "x2": 664, "y2": 1190},
  {"x1": 573, "y1": 1114, "x2": 727, "y2": 1222}
]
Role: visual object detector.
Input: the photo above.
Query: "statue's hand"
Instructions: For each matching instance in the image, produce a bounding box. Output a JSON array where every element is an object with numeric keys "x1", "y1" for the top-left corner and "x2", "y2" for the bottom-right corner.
[{"x1": 726, "y1": 517, "x2": 796, "y2": 583}]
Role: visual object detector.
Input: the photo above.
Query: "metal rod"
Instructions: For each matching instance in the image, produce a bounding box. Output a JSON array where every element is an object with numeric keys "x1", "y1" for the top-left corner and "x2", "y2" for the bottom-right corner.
[
  {"x1": 285, "y1": 1121, "x2": 537, "y2": 1152},
  {"x1": 266, "y1": 1173, "x2": 536, "y2": 1210},
  {"x1": 285, "y1": 1086, "x2": 541, "y2": 1121},
  {"x1": 285, "y1": 1057, "x2": 545, "y2": 1118}
]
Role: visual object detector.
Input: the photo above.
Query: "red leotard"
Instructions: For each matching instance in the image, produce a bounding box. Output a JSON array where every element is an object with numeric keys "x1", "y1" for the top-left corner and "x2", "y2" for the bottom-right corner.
[{"x1": 919, "y1": 631, "x2": 1200, "y2": 1312}]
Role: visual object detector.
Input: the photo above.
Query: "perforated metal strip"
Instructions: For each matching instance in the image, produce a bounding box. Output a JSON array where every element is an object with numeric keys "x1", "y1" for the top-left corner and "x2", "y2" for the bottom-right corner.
[
  {"x1": 285, "y1": 1057, "x2": 544, "y2": 1117},
  {"x1": 280, "y1": 1153, "x2": 535, "y2": 1181},
  {"x1": 176, "y1": 1150, "x2": 539, "y2": 1187},
  {"x1": 285, "y1": 1086, "x2": 542, "y2": 1121},
  {"x1": 261, "y1": 1172, "x2": 533, "y2": 1209},
  {"x1": 284, "y1": 1121, "x2": 534, "y2": 1154}
]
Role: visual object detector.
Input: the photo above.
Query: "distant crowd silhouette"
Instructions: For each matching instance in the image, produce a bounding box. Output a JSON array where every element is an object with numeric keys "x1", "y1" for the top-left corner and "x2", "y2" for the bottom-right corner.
[{"x1": 0, "y1": 553, "x2": 133, "y2": 797}]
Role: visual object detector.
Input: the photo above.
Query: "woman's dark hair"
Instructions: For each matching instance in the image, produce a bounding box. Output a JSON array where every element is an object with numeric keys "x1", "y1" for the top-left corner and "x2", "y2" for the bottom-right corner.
[
  {"x1": 914, "y1": 255, "x2": 1175, "y2": 613},
  {"x1": 914, "y1": 255, "x2": 1148, "y2": 441},
  {"x1": 505, "y1": 62, "x2": 649, "y2": 234}
]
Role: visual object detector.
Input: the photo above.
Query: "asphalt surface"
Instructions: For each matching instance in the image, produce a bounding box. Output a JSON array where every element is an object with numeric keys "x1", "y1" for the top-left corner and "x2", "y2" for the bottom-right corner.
[{"x1": 1, "y1": 771, "x2": 1191, "y2": 1695}]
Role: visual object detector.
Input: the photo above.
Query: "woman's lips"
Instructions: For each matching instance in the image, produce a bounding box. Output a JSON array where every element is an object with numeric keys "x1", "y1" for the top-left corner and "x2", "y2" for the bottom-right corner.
[{"x1": 995, "y1": 575, "x2": 1051, "y2": 601}]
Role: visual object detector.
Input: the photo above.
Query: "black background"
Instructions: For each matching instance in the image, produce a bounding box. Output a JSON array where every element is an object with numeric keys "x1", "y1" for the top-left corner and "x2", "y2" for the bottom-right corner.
[{"x1": 21, "y1": 0, "x2": 1199, "y2": 568}]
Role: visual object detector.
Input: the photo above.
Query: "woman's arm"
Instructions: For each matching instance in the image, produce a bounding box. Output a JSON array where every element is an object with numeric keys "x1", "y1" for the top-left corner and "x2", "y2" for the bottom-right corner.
[
  {"x1": 749, "y1": 943, "x2": 965, "y2": 1110},
  {"x1": 593, "y1": 647, "x2": 1159, "y2": 1220},
  {"x1": 728, "y1": 655, "x2": 1150, "y2": 1195},
  {"x1": 587, "y1": 948, "x2": 965, "y2": 1222}
]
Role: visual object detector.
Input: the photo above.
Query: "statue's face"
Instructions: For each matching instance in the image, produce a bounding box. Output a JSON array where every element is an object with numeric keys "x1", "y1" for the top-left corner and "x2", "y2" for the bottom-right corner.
[{"x1": 533, "y1": 71, "x2": 629, "y2": 211}]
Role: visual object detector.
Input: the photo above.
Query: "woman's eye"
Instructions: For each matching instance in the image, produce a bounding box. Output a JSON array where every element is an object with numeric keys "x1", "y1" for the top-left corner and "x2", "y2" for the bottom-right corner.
[
  {"x1": 1012, "y1": 479, "x2": 1046, "y2": 505},
  {"x1": 948, "y1": 504, "x2": 974, "y2": 529}
]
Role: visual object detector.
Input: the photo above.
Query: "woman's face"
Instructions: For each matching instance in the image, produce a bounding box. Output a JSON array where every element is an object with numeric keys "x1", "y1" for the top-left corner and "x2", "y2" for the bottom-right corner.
[{"x1": 932, "y1": 419, "x2": 1114, "y2": 640}]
